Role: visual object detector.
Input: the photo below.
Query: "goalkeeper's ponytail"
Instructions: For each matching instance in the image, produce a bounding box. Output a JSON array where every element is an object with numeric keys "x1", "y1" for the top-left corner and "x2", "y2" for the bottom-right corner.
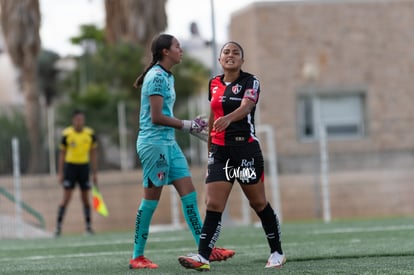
[
  {"x1": 133, "y1": 59, "x2": 157, "y2": 88},
  {"x1": 133, "y1": 34, "x2": 174, "y2": 88}
]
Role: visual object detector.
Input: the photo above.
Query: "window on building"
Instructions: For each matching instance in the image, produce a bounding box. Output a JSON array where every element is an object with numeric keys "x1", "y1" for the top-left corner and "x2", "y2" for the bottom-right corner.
[{"x1": 298, "y1": 92, "x2": 365, "y2": 141}]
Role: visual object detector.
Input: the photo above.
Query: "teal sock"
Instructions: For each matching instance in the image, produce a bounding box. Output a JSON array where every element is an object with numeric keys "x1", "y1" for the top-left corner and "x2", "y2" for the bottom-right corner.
[
  {"x1": 181, "y1": 191, "x2": 203, "y2": 245},
  {"x1": 132, "y1": 199, "x2": 158, "y2": 258}
]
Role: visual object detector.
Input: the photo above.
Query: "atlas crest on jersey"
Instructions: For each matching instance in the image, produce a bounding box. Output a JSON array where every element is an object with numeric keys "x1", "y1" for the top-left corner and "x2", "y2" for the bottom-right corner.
[
  {"x1": 232, "y1": 84, "x2": 242, "y2": 94},
  {"x1": 157, "y1": 171, "x2": 165, "y2": 180}
]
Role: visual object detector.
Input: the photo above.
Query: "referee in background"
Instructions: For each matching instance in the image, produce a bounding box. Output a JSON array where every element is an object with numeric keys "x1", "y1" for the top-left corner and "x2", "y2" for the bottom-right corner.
[{"x1": 55, "y1": 109, "x2": 98, "y2": 237}]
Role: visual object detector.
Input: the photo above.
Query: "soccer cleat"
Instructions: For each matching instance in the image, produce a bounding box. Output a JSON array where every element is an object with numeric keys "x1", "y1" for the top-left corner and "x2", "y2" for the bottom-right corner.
[
  {"x1": 178, "y1": 254, "x2": 210, "y2": 272},
  {"x1": 85, "y1": 228, "x2": 95, "y2": 236},
  {"x1": 129, "y1": 256, "x2": 158, "y2": 269},
  {"x1": 54, "y1": 228, "x2": 61, "y2": 237},
  {"x1": 209, "y1": 247, "x2": 235, "y2": 262},
  {"x1": 265, "y1": 251, "x2": 286, "y2": 268}
]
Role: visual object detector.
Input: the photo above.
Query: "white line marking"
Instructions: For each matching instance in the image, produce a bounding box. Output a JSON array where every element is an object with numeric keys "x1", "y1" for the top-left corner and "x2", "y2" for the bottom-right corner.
[{"x1": 311, "y1": 224, "x2": 414, "y2": 234}]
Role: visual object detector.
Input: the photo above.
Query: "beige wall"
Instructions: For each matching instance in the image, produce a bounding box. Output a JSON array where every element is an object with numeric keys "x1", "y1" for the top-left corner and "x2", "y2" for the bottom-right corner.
[
  {"x1": 1, "y1": 168, "x2": 414, "y2": 235},
  {"x1": 229, "y1": 0, "x2": 414, "y2": 172}
]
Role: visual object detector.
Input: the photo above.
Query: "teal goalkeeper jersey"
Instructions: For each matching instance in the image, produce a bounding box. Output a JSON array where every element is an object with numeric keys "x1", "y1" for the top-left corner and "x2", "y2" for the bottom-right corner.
[{"x1": 137, "y1": 64, "x2": 176, "y2": 145}]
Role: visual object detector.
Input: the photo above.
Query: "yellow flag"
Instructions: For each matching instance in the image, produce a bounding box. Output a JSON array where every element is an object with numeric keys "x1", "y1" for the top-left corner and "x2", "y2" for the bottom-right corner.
[{"x1": 92, "y1": 186, "x2": 109, "y2": 217}]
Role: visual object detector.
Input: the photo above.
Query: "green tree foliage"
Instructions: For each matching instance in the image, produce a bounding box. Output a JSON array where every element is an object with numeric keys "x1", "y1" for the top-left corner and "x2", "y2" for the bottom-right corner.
[
  {"x1": 57, "y1": 83, "x2": 123, "y2": 137},
  {"x1": 172, "y1": 55, "x2": 210, "y2": 105},
  {"x1": 88, "y1": 41, "x2": 145, "y2": 100},
  {"x1": 56, "y1": 38, "x2": 144, "y2": 145},
  {"x1": 56, "y1": 24, "x2": 210, "y2": 168},
  {"x1": 70, "y1": 24, "x2": 106, "y2": 46},
  {"x1": 0, "y1": 109, "x2": 30, "y2": 174}
]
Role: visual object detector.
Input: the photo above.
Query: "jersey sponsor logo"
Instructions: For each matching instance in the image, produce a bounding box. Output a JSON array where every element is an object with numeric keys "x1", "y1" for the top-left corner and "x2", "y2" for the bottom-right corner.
[
  {"x1": 208, "y1": 152, "x2": 214, "y2": 164},
  {"x1": 212, "y1": 86, "x2": 218, "y2": 94},
  {"x1": 208, "y1": 221, "x2": 222, "y2": 249},
  {"x1": 223, "y1": 158, "x2": 257, "y2": 183},
  {"x1": 135, "y1": 209, "x2": 148, "y2": 243},
  {"x1": 156, "y1": 154, "x2": 167, "y2": 168},
  {"x1": 152, "y1": 76, "x2": 164, "y2": 94},
  {"x1": 232, "y1": 84, "x2": 242, "y2": 94},
  {"x1": 186, "y1": 204, "x2": 202, "y2": 234},
  {"x1": 153, "y1": 76, "x2": 164, "y2": 85},
  {"x1": 229, "y1": 97, "x2": 242, "y2": 101}
]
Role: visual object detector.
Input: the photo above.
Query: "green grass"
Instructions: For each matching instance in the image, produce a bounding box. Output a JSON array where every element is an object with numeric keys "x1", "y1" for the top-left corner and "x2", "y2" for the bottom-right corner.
[{"x1": 1, "y1": 217, "x2": 414, "y2": 274}]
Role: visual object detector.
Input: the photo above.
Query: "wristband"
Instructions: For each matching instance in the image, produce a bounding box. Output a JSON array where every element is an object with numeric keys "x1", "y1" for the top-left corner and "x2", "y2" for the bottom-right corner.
[{"x1": 182, "y1": 120, "x2": 192, "y2": 132}]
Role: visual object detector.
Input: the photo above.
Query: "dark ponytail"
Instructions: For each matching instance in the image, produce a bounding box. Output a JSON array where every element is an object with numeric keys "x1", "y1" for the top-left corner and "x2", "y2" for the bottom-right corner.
[{"x1": 133, "y1": 34, "x2": 175, "y2": 88}]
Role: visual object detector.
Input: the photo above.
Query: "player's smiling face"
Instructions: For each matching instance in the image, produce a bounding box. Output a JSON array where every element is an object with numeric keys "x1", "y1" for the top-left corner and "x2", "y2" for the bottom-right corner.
[{"x1": 219, "y1": 43, "x2": 244, "y2": 71}]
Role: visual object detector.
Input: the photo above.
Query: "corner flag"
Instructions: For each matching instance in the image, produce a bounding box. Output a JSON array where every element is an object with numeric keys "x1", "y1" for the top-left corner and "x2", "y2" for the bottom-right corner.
[{"x1": 92, "y1": 186, "x2": 109, "y2": 217}]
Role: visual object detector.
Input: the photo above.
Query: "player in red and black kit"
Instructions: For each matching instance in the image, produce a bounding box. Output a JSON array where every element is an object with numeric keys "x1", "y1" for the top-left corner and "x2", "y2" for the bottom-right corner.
[
  {"x1": 179, "y1": 42, "x2": 285, "y2": 271},
  {"x1": 208, "y1": 70, "x2": 260, "y2": 146}
]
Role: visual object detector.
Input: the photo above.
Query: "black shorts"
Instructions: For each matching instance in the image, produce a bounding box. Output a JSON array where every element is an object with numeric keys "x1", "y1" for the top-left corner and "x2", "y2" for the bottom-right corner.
[
  {"x1": 63, "y1": 163, "x2": 91, "y2": 190},
  {"x1": 206, "y1": 142, "x2": 264, "y2": 185}
]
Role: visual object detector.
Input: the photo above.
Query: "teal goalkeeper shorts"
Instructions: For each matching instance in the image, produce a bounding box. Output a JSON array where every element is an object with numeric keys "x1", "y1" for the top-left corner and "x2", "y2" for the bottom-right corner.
[{"x1": 137, "y1": 142, "x2": 191, "y2": 187}]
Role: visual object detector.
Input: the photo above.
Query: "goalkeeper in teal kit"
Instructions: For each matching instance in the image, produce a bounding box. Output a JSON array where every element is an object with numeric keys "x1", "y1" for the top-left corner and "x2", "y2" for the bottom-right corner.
[{"x1": 128, "y1": 33, "x2": 235, "y2": 269}]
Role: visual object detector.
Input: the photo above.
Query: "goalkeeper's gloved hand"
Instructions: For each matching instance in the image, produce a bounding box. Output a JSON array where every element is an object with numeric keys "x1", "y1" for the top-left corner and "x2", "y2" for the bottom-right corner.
[{"x1": 182, "y1": 117, "x2": 207, "y2": 133}]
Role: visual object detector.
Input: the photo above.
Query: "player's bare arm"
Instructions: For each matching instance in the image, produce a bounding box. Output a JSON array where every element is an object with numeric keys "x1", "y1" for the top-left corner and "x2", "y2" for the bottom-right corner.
[
  {"x1": 149, "y1": 95, "x2": 183, "y2": 129},
  {"x1": 213, "y1": 98, "x2": 255, "y2": 132}
]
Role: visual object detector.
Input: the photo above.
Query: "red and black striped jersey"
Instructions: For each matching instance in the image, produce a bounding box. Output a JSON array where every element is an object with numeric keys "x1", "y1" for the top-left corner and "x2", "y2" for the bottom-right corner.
[{"x1": 208, "y1": 71, "x2": 260, "y2": 146}]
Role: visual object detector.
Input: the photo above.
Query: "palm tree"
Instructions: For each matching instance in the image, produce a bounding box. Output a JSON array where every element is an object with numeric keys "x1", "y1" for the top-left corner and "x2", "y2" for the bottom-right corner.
[
  {"x1": 104, "y1": 0, "x2": 167, "y2": 47},
  {"x1": 0, "y1": 0, "x2": 42, "y2": 173},
  {"x1": 104, "y1": 0, "x2": 128, "y2": 44}
]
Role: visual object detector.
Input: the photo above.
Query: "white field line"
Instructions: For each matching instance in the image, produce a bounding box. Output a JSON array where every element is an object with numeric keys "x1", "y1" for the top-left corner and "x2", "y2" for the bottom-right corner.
[
  {"x1": 311, "y1": 224, "x2": 414, "y2": 234},
  {"x1": 0, "y1": 251, "x2": 130, "y2": 262},
  {"x1": 0, "y1": 235, "x2": 188, "y2": 252},
  {"x1": 2, "y1": 224, "x2": 413, "y2": 262},
  {"x1": 0, "y1": 244, "x2": 196, "y2": 262}
]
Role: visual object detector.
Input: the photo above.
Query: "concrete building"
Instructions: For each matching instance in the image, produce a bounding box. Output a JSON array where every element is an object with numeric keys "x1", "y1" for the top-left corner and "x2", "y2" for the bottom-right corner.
[
  {"x1": 229, "y1": 0, "x2": 414, "y2": 174},
  {"x1": 180, "y1": 21, "x2": 223, "y2": 76}
]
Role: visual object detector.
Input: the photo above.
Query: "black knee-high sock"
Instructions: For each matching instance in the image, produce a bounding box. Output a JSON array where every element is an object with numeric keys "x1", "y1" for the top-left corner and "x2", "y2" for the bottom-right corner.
[
  {"x1": 56, "y1": 206, "x2": 66, "y2": 230},
  {"x1": 83, "y1": 206, "x2": 92, "y2": 230},
  {"x1": 199, "y1": 210, "x2": 222, "y2": 260},
  {"x1": 257, "y1": 203, "x2": 283, "y2": 254}
]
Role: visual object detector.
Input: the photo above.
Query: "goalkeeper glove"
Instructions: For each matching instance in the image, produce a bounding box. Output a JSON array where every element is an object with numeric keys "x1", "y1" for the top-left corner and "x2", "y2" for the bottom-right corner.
[{"x1": 182, "y1": 117, "x2": 207, "y2": 133}]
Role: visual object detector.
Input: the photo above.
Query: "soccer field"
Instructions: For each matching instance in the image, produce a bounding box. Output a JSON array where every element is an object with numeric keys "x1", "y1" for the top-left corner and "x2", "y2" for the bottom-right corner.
[{"x1": 1, "y1": 217, "x2": 414, "y2": 274}]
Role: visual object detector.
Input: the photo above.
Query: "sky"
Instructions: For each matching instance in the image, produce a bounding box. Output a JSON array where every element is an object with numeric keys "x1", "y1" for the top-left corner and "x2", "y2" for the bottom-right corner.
[{"x1": 39, "y1": 0, "x2": 291, "y2": 56}]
